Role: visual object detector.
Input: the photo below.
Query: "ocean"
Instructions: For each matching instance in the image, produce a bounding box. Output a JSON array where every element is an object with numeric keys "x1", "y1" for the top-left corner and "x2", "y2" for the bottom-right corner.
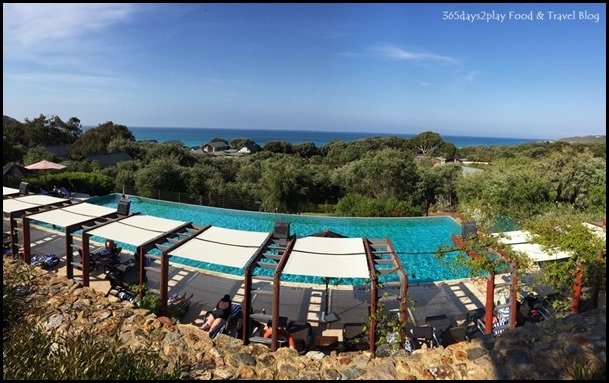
[{"x1": 123, "y1": 127, "x2": 541, "y2": 148}]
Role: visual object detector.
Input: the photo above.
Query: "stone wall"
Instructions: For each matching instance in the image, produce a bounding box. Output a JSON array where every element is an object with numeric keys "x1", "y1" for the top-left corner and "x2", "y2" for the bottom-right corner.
[{"x1": 4, "y1": 256, "x2": 606, "y2": 380}]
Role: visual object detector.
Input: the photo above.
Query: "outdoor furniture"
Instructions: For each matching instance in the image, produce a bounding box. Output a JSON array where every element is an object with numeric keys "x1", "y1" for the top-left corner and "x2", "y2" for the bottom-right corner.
[
  {"x1": 412, "y1": 325, "x2": 435, "y2": 348},
  {"x1": 315, "y1": 335, "x2": 339, "y2": 354},
  {"x1": 249, "y1": 336, "x2": 287, "y2": 348},
  {"x1": 287, "y1": 320, "x2": 313, "y2": 354},
  {"x1": 425, "y1": 314, "x2": 452, "y2": 346},
  {"x1": 425, "y1": 314, "x2": 451, "y2": 333},
  {"x1": 342, "y1": 322, "x2": 369, "y2": 351},
  {"x1": 441, "y1": 325, "x2": 468, "y2": 347},
  {"x1": 250, "y1": 313, "x2": 288, "y2": 329},
  {"x1": 210, "y1": 302, "x2": 243, "y2": 339},
  {"x1": 466, "y1": 308, "x2": 486, "y2": 338}
]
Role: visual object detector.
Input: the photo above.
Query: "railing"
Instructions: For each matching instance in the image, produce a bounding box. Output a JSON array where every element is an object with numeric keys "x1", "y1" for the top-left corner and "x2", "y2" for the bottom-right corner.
[{"x1": 119, "y1": 185, "x2": 312, "y2": 214}]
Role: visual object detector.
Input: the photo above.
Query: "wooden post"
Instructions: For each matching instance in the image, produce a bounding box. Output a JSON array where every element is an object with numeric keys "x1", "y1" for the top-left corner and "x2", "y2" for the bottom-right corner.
[
  {"x1": 571, "y1": 263, "x2": 583, "y2": 314},
  {"x1": 510, "y1": 264, "x2": 519, "y2": 329},
  {"x1": 591, "y1": 250, "x2": 605, "y2": 309},
  {"x1": 485, "y1": 271, "x2": 495, "y2": 335}
]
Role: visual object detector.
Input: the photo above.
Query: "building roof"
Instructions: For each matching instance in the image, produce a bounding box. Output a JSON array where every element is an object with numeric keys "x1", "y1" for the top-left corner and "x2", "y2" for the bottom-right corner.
[
  {"x1": 43, "y1": 145, "x2": 70, "y2": 159},
  {"x1": 203, "y1": 142, "x2": 230, "y2": 149},
  {"x1": 86, "y1": 151, "x2": 133, "y2": 167}
]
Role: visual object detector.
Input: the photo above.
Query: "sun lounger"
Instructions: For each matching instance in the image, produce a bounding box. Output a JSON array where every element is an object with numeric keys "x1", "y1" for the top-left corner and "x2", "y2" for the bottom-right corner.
[
  {"x1": 209, "y1": 303, "x2": 242, "y2": 339},
  {"x1": 440, "y1": 325, "x2": 468, "y2": 347},
  {"x1": 287, "y1": 320, "x2": 313, "y2": 354},
  {"x1": 342, "y1": 322, "x2": 369, "y2": 351},
  {"x1": 412, "y1": 325, "x2": 435, "y2": 348}
]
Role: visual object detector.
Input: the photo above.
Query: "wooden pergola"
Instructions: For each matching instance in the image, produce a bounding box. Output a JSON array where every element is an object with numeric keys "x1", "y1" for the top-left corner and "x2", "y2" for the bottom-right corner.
[
  {"x1": 3, "y1": 194, "x2": 72, "y2": 261},
  {"x1": 22, "y1": 201, "x2": 120, "y2": 280}
]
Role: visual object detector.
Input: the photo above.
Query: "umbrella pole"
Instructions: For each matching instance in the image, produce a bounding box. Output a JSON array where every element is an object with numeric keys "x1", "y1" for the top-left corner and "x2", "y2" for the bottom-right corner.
[
  {"x1": 320, "y1": 277, "x2": 338, "y2": 323},
  {"x1": 324, "y1": 279, "x2": 329, "y2": 315}
]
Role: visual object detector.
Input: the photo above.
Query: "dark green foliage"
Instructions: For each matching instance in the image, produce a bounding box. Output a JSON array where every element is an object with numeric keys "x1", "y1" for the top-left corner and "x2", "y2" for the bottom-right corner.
[
  {"x1": 336, "y1": 193, "x2": 422, "y2": 217},
  {"x1": 3, "y1": 114, "x2": 81, "y2": 148},
  {"x1": 292, "y1": 142, "x2": 320, "y2": 158},
  {"x1": 70, "y1": 121, "x2": 134, "y2": 158},
  {"x1": 23, "y1": 146, "x2": 58, "y2": 165},
  {"x1": 3, "y1": 113, "x2": 605, "y2": 222},
  {"x1": 3, "y1": 323, "x2": 182, "y2": 380},
  {"x1": 2, "y1": 136, "x2": 26, "y2": 166},
  {"x1": 27, "y1": 171, "x2": 114, "y2": 196},
  {"x1": 3, "y1": 260, "x2": 181, "y2": 380},
  {"x1": 262, "y1": 140, "x2": 294, "y2": 154}
]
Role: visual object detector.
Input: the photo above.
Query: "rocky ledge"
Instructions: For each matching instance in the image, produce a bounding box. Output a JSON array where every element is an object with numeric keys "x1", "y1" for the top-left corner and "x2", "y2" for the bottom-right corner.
[{"x1": 4, "y1": 256, "x2": 606, "y2": 380}]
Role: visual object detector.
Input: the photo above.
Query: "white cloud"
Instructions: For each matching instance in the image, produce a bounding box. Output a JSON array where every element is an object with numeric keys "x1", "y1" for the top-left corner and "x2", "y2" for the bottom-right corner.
[
  {"x1": 454, "y1": 70, "x2": 480, "y2": 87},
  {"x1": 371, "y1": 44, "x2": 457, "y2": 64},
  {"x1": 4, "y1": 72, "x2": 118, "y2": 86},
  {"x1": 3, "y1": 3, "x2": 136, "y2": 48}
]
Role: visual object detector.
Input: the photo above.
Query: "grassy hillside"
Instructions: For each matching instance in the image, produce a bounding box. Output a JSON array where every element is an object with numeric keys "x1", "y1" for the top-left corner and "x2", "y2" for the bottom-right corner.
[{"x1": 557, "y1": 135, "x2": 605, "y2": 144}]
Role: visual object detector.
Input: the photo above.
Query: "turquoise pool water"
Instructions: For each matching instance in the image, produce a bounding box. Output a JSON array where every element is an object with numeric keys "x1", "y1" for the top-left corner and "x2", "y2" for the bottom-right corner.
[{"x1": 89, "y1": 194, "x2": 465, "y2": 284}]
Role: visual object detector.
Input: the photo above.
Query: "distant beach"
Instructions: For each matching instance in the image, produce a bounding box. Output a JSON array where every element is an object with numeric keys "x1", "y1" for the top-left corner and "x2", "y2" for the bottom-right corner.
[{"x1": 120, "y1": 127, "x2": 542, "y2": 148}]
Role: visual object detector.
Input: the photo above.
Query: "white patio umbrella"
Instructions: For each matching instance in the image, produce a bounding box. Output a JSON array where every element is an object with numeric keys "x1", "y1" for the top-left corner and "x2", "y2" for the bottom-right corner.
[{"x1": 25, "y1": 160, "x2": 66, "y2": 170}]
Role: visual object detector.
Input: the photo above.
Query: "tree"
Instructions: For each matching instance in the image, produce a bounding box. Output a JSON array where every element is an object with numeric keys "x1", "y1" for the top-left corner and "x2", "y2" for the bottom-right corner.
[
  {"x1": 259, "y1": 156, "x2": 312, "y2": 213},
  {"x1": 262, "y1": 141, "x2": 294, "y2": 154},
  {"x1": 342, "y1": 148, "x2": 420, "y2": 201},
  {"x1": 456, "y1": 158, "x2": 554, "y2": 222},
  {"x1": 292, "y1": 142, "x2": 320, "y2": 158},
  {"x1": 2, "y1": 135, "x2": 26, "y2": 166},
  {"x1": 416, "y1": 166, "x2": 444, "y2": 216},
  {"x1": 23, "y1": 146, "x2": 58, "y2": 165},
  {"x1": 409, "y1": 131, "x2": 445, "y2": 156},
  {"x1": 134, "y1": 158, "x2": 185, "y2": 196},
  {"x1": 524, "y1": 210, "x2": 606, "y2": 314},
  {"x1": 230, "y1": 138, "x2": 259, "y2": 151},
  {"x1": 70, "y1": 121, "x2": 134, "y2": 158}
]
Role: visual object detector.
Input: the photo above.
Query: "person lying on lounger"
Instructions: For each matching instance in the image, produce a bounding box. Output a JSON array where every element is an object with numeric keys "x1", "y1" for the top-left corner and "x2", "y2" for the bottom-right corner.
[
  {"x1": 262, "y1": 320, "x2": 295, "y2": 349},
  {"x1": 105, "y1": 239, "x2": 117, "y2": 253},
  {"x1": 200, "y1": 294, "x2": 232, "y2": 334},
  {"x1": 168, "y1": 292, "x2": 193, "y2": 307}
]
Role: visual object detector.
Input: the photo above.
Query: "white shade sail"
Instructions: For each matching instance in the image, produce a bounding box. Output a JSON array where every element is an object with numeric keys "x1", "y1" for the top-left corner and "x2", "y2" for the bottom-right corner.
[
  {"x1": 169, "y1": 226, "x2": 271, "y2": 269},
  {"x1": 86, "y1": 215, "x2": 186, "y2": 247},
  {"x1": 283, "y1": 237, "x2": 370, "y2": 279},
  {"x1": 27, "y1": 203, "x2": 117, "y2": 228},
  {"x1": 3, "y1": 195, "x2": 69, "y2": 214},
  {"x1": 496, "y1": 230, "x2": 572, "y2": 262},
  {"x1": 3, "y1": 186, "x2": 20, "y2": 197}
]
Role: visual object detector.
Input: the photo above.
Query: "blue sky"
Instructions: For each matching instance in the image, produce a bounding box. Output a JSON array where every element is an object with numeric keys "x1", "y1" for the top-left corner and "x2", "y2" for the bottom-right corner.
[{"x1": 3, "y1": 3, "x2": 606, "y2": 139}]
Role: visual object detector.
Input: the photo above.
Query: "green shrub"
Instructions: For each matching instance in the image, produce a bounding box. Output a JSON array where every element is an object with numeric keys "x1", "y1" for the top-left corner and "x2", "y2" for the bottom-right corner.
[
  {"x1": 3, "y1": 323, "x2": 182, "y2": 380},
  {"x1": 26, "y1": 171, "x2": 114, "y2": 196},
  {"x1": 3, "y1": 260, "x2": 181, "y2": 380}
]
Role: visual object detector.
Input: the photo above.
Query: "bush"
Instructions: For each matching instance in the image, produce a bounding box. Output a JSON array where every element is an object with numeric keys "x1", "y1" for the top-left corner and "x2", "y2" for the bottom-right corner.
[
  {"x1": 26, "y1": 171, "x2": 114, "y2": 196},
  {"x1": 3, "y1": 259, "x2": 181, "y2": 380},
  {"x1": 3, "y1": 323, "x2": 182, "y2": 380},
  {"x1": 336, "y1": 193, "x2": 422, "y2": 217}
]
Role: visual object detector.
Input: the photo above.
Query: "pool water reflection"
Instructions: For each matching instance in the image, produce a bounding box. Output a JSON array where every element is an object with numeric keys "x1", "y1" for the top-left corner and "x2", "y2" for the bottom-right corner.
[{"x1": 90, "y1": 194, "x2": 466, "y2": 284}]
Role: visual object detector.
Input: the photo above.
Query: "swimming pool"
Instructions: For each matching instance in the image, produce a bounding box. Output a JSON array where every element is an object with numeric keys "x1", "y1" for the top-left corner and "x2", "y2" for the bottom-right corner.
[{"x1": 89, "y1": 194, "x2": 466, "y2": 284}]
